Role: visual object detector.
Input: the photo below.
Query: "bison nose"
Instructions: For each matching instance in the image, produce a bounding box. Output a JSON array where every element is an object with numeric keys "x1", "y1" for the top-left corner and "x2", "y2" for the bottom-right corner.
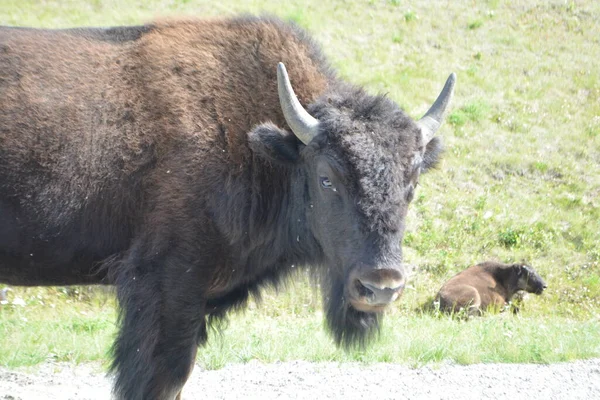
[
  {"x1": 348, "y1": 268, "x2": 406, "y2": 312},
  {"x1": 535, "y1": 283, "x2": 547, "y2": 295}
]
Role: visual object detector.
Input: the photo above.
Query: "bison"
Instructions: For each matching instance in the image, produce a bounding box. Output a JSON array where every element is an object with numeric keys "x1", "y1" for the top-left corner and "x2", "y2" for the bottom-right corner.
[
  {"x1": 0, "y1": 16, "x2": 455, "y2": 399},
  {"x1": 435, "y1": 261, "x2": 547, "y2": 316}
]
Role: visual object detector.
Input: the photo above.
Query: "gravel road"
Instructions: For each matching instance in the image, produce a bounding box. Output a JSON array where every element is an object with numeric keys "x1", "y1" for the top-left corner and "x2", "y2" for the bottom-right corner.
[{"x1": 1, "y1": 359, "x2": 599, "y2": 399}]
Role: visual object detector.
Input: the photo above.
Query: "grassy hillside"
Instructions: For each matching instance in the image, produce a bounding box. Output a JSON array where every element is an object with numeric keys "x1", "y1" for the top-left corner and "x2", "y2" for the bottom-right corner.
[{"x1": 1, "y1": 0, "x2": 599, "y2": 368}]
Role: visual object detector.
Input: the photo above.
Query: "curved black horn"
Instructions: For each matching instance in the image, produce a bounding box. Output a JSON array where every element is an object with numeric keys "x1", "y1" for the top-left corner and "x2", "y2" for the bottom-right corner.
[
  {"x1": 277, "y1": 62, "x2": 320, "y2": 145},
  {"x1": 417, "y1": 73, "x2": 456, "y2": 144}
]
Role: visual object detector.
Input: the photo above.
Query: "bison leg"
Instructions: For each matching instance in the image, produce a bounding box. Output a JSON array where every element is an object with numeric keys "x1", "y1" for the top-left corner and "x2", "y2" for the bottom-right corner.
[
  {"x1": 110, "y1": 258, "x2": 206, "y2": 400},
  {"x1": 144, "y1": 327, "x2": 201, "y2": 400},
  {"x1": 467, "y1": 305, "x2": 483, "y2": 317},
  {"x1": 438, "y1": 284, "x2": 481, "y2": 316}
]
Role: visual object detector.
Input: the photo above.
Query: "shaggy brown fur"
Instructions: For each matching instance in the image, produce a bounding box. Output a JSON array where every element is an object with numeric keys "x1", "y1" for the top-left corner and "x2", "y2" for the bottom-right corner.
[
  {"x1": 435, "y1": 261, "x2": 547, "y2": 316},
  {"x1": 1, "y1": 18, "x2": 327, "y2": 232}
]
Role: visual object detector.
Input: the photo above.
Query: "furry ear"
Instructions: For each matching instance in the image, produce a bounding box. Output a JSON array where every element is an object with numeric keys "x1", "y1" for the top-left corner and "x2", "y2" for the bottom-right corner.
[
  {"x1": 248, "y1": 122, "x2": 301, "y2": 164},
  {"x1": 421, "y1": 137, "x2": 443, "y2": 173},
  {"x1": 513, "y1": 264, "x2": 525, "y2": 276}
]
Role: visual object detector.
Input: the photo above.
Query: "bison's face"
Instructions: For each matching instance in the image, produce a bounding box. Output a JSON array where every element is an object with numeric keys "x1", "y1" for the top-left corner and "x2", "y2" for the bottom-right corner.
[
  {"x1": 304, "y1": 149, "x2": 408, "y2": 315},
  {"x1": 249, "y1": 63, "x2": 455, "y2": 347},
  {"x1": 516, "y1": 264, "x2": 547, "y2": 295}
]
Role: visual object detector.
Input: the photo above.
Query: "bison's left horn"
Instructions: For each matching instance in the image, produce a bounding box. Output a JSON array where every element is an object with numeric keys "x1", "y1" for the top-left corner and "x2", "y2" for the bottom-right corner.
[
  {"x1": 277, "y1": 62, "x2": 320, "y2": 145},
  {"x1": 417, "y1": 73, "x2": 456, "y2": 145}
]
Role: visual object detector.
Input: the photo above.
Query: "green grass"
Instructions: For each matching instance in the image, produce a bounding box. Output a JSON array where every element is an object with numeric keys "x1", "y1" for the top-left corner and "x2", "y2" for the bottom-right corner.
[
  {"x1": 2, "y1": 284, "x2": 599, "y2": 369},
  {"x1": 1, "y1": 0, "x2": 599, "y2": 370},
  {"x1": 200, "y1": 311, "x2": 600, "y2": 368},
  {"x1": 0, "y1": 287, "x2": 116, "y2": 368}
]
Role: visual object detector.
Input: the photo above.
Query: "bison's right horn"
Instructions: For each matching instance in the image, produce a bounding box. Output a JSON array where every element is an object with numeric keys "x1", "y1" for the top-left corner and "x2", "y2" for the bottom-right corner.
[
  {"x1": 277, "y1": 62, "x2": 320, "y2": 145},
  {"x1": 417, "y1": 73, "x2": 456, "y2": 145}
]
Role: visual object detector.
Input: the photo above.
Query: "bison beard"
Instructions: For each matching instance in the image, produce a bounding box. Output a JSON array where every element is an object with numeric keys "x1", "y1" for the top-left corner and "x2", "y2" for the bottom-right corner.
[
  {"x1": 0, "y1": 16, "x2": 455, "y2": 399},
  {"x1": 325, "y1": 278, "x2": 381, "y2": 348}
]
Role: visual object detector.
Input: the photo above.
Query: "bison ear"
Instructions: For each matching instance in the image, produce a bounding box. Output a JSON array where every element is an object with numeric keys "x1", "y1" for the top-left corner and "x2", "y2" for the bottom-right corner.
[
  {"x1": 513, "y1": 264, "x2": 524, "y2": 276},
  {"x1": 248, "y1": 122, "x2": 301, "y2": 164},
  {"x1": 421, "y1": 136, "x2": 443, "y2": 173}
]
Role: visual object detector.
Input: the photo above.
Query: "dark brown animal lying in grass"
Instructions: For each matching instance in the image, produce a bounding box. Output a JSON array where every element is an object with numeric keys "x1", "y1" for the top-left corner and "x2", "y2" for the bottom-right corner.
[{"x1": 435, "y1": 261, "x2": 547, "y2": 316}]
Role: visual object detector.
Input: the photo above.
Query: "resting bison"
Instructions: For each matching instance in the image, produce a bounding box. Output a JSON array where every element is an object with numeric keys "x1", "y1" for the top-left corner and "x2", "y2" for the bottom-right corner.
[
  {"x1": 0, "y1": 16, "x2": 455, "y2": 399},
  {"x1": 435, "y1": 261, "x2": 547, "y2": 316}
]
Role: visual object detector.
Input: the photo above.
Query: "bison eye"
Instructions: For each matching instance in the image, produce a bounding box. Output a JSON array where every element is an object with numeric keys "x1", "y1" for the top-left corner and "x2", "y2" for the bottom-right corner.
[{"x1": 320, "y1": 177, "x2": 334, "y2": 189}]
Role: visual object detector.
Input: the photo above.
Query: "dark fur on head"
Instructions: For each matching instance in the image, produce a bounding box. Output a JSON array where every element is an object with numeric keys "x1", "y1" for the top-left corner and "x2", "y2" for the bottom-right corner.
[
  {"x1": 311, "y1": 87, "x2": 425, "y2": 234},
  {"x1": 515, "y1": 263, "x2": 547, "y2": 295}
]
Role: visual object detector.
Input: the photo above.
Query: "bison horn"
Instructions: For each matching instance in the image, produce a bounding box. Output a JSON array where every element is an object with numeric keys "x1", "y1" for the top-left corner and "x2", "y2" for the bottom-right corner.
[
  {"x1": 417, "y1": 73, "x2": 456, "y2": 145},
  {"x1": 277, "y1": 62, "x2": 320, "y2": 145}
]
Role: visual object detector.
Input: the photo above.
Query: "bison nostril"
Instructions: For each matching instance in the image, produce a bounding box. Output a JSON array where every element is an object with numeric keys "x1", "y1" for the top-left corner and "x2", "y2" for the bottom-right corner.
[
  {"x1": 354, "y1": 279, "x2": 375, "y2": 299},
  {"x1": 355, "y1": 278, "x2": 404, "y2": 305},
  {"x1": 348, "y1": 268, "x2": 406, "y2": 309}
]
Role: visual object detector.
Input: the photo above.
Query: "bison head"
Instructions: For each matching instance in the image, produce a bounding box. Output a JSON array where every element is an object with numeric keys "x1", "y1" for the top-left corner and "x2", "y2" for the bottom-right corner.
[
  {"x1": 516, "y1": 264, "x2": 547, "y2": 295},
  {"x1": 249, "y1": 63, "x2": 455, "y2": 347}
]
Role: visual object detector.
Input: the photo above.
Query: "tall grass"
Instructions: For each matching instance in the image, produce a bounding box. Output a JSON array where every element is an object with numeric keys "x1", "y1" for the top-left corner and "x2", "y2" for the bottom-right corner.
[{"x1": 1, "y1": 0, "x2": 599, "y2": 368}]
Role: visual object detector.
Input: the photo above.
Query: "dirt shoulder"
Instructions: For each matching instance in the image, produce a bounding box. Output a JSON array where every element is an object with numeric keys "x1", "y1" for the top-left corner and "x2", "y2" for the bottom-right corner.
[{"x1": 1, "y1": 359, "x2": 599, "y2": 399}]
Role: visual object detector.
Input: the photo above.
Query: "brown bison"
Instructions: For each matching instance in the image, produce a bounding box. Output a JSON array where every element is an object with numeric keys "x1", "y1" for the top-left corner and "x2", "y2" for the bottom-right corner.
[
  {"x1": 435, "y1": 261, "x2": 547, "y2": 316},
  {"x1": 0, "y1": 16, "x2": 455, "y2": 399}
]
